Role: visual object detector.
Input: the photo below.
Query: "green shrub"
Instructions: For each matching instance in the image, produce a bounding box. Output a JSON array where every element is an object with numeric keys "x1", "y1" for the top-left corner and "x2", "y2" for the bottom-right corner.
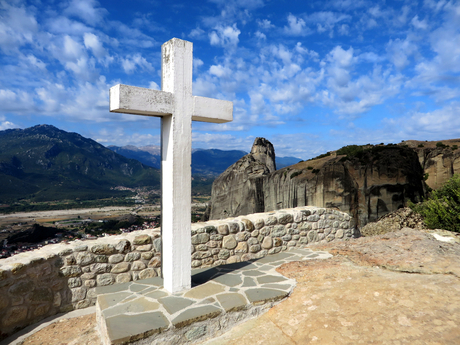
[
  {"x1": 336, "y1": 145, "x2": 364, "y2": 157},
  {"x1": 411, "y1": 174, "x2": 460, "y2": 232},
  {"x1": 307, "y1": 166, "x2": 313, "y2": 170},
  {"x1": 418, "y1": 143, "x2": 424, "y2": 148},
  {"x1": 436, "y1": 142, "x2": 449, "y2": 149},
  {"x1": 452, "y1": 145, "x2": 458, "y2": 151},
  {"x1": 290, "y1": 171, "x2": 302, "y2": 179},
  {"x1": 313, "y1": 152, "x2": 331, "y2": 160},
  {"x1": 312, "y1": 169, "x2": 320, "y2": 174}
]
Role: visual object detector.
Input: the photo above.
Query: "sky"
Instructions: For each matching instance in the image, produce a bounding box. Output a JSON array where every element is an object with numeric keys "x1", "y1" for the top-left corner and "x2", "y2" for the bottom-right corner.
[{"x1": 1, "y1": 0, "x2": 460, "y2": 159}]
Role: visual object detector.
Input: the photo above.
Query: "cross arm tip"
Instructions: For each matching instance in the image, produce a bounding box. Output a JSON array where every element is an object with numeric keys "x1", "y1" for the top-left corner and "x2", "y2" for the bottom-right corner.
[{"x1": 192, "y1": 96, "x2": 233, "y2": 123}]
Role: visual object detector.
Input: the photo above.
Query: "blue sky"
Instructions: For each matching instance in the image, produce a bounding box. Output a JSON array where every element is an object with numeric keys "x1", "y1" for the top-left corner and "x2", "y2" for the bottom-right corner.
[{"x1": 1, "y1": 0, "x2": 460, "y2": 159}]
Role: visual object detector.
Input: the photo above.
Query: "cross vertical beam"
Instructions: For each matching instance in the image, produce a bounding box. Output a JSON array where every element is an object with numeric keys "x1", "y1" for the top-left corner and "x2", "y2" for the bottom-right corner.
[{"x1": 160, "y1": 39, "x2": 192, "y2": 293}]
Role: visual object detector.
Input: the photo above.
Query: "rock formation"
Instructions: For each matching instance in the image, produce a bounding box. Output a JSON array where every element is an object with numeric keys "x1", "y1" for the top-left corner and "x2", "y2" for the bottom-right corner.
[
  {"x1": 210, "y1": 139, "x2": 426, "y2": 228},
  {"x1": 401, "y1": 139, "x2": 460, "y2": 190},
  {"x1": 359, "y1": 207, "x2": 427, "y2": 237},
  {"x1": 210, "y1": 138, "x2": 276, "y2": 219}
]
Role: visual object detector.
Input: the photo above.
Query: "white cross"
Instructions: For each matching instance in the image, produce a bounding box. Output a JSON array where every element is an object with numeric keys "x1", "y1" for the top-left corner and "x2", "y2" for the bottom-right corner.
[{"x1": 109, "y1": 38, "x2": 233, "y2": 293}]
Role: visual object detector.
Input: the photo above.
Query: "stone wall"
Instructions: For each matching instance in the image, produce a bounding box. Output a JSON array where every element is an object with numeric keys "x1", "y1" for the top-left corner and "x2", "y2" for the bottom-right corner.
[{"x1": 0, "y1": 206, "x2": 356, "y2": 339}]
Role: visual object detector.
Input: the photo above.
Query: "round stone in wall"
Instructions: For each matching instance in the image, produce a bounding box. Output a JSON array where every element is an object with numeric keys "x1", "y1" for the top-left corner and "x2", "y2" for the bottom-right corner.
[
  {"x1": 222, "y1": 235, "x2": 237, "y2": 249},
  {"x1": 261, "y1": 236, "x2": 273, "y2": 249}
]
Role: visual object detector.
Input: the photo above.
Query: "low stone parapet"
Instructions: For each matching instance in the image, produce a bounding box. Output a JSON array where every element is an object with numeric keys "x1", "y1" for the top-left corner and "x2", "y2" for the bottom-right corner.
[{"x1": 0, "y1": 206, "x2": 356, "y2": 339}]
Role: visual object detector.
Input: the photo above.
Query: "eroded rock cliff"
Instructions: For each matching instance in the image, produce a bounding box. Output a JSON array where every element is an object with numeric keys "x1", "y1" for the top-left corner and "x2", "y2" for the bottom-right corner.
[
  {"x1": 210, "y1": 138, "x2": 275, "y2": 219},
  {"x1": 401, "y1": 139, "x2": 460, "y2": 190},
  {"x1": 210, "y1": 139, "x2": 425, "y2": 228}
]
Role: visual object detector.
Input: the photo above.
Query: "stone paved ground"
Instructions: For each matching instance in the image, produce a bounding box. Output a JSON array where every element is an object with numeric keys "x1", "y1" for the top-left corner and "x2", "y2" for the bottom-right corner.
[{"x1": 7, "y1": 228, "x2": 460, "y2": 345}]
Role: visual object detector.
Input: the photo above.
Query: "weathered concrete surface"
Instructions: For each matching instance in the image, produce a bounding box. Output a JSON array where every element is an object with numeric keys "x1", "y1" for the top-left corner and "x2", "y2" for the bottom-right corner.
[{"x1": 203, "y1": 228, "x2": 460, "y2": 345}]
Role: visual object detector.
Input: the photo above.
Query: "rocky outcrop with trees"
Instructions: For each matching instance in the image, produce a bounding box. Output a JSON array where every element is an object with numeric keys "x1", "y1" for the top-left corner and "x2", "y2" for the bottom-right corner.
[{"x1": 209, "y1": 138, "x2": 426, "y2": 228}]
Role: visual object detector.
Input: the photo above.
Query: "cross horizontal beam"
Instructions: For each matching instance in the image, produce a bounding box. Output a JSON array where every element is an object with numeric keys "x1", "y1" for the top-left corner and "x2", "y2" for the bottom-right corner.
[{"x1": 110, "y1": 84, "x2": 233, "y2": 123}]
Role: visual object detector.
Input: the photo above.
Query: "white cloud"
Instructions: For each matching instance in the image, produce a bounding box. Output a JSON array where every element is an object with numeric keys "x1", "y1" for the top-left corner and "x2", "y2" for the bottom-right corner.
[
  {"x1": 411, "y1": 15, "x2": 428, "y2": 30},
  {"x1": 209, "y1": 64, "x2": 232, "y2": 78},
  {"x1": 257, "y1": 19, "x2": 274, "y2": 30},
  {"x1": 0, "y1": 89, "x2": 35, "y2": 114},
  {"x1": 149, "y1": 81, "x2": 160, "y2": 90},
  {"x1": 205, "y1": 0, "x2": 264, "y2": 25},
  {"x1": 193, "y1": 77, "x2": 218, "y2": 98},
  {"x1": 396, "y1": 5, "x2": 410, "y2": 26},
  {"x1": 0, "y1": 115, "x2": 18, "y2": 130},
  {"x1": 366, "y1": 17, "x2": 378, "y2": 28},
  {"x1": 121, "y1": 54, "x2": 154, "y2": 74},
  {"x1": 189, "y1": 27, "x2": 205, "y2": 39},
  {"x1": 63, "y1": 0, "x2": 108, "y2": 26},
  {"x1": 0, "y1": 2, "x2": 38, "y2": 53},
  {"x1": 368, "y1": 5, "x2": 384, "y2": 18},
  {"x1": 284, "y1": 14, "x2": 309, "y2": 36},
  {"x1": 84, "y1": 32, "x2": 106, "y2": 59},
  {"x1": 25, "y1": 54, "x2": 46, "y2": 70},
  {"x1": 193, "y1": 58, "x2": 204, "y2": 74},
  {"x1": 386, "y1": 38, "x2": 417, "y2": 70},
  {"x1": 423, "y1": 0, "x2": 448, "y2": 13},
  {"x1": 327, "y1": 45, "x2": 355, "y2": 69},
  {"x1": 321, "y1": 46, "x2": 402, "y2": 116},
  {"x1": 338, "y1": 24, "x2": 349, "y2": 35},
  {"x1": 383, "y1": 102, "x2": 460, "y2": 139},
  {"x1": 46, "y1": 16, "x2": 92, "y2": 36},
  {"x1": 255, "y1": 31, "x2": 266, "y2": 40},
  {"x1": 306, "y1": 11, "x2": 351, "y2": 37},
  {"x1": 113, "y1": 22, "x2": 156, "y2": 48},
  {"x1": 329, "y1": 0, "x2": 368, "y2": 11},
  {"x1": 63, "y1": 35, "x2": 86, "y2": 61},
  {"x1": 96, "y1": 127, "x2": 160, "y2": 146},
  {"x1": 209, "y1": 24, "x2": 241, "y2": 47},
  {"x1": 192, "y1": 132, "x2": 253, "y2": 151},
  {"x1": 409, "y1": 103, "x2": 460, "y2": 134}
]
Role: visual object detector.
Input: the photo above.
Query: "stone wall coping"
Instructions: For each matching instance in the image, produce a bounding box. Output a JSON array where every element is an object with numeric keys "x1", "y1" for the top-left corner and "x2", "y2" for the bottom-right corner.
[
  {"x1": 0, "y1": 206, "x2": 349, "y2": 273},
  {"x1": 0, "y1": 229, "x2": 161, "y2": 271},
  {"x1": 0, "y1": 206, "x2": 345, "y2": 271}
]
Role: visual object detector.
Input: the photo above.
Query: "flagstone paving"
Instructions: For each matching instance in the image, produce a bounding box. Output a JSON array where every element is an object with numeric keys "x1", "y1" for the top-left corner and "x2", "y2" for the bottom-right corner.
[{"x1": 96, "y1": 247, "x2": 332, "y2": 345}]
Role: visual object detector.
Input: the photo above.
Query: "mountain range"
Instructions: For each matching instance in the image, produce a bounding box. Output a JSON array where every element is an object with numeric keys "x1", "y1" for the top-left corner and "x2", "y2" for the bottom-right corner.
[
  {"x1": 108, "y1": 146, "x2": 301, "y2": 174},
  {"x1": 0, "y1": 125, "x2": 301, "y2": 204},
  {"x1": 0, "y1": 125, "x2": 160, "y2": 203}
]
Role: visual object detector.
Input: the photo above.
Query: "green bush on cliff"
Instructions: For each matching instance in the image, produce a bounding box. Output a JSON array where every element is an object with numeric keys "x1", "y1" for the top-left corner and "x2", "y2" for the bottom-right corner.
[
  {"x1": 411, "y1": 174, "x2": 460, "y2": 232},
  {"x1": 336, "y1": 145, "x2": 364, "y2": 157}
]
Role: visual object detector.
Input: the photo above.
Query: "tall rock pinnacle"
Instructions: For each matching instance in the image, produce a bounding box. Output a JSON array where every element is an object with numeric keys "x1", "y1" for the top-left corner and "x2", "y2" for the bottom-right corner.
[
  {"x1": 250, "y1": 137, "x2": 276, "y2": 173},
  {"x1": 209, "y1": 137, "x2": 276, "y2": 219}
]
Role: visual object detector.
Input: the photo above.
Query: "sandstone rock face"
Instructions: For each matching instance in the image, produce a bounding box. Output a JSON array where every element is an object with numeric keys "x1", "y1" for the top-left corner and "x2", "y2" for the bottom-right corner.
[
  {"x1": 402, "y1": 139, "x2": 460, "y2": 190},
  {"x1": 210, "y1": 138, "x2": 276, "y2": 219},
  {"x1": 210, "y1": 141, "x2": 425, "y2": 228}
]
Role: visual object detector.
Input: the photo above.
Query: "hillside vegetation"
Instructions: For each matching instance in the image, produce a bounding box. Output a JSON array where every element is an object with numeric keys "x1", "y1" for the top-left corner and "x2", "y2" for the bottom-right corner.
[{"x1": 411, "y1": 174, "x2": 460, "y2": 233}]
